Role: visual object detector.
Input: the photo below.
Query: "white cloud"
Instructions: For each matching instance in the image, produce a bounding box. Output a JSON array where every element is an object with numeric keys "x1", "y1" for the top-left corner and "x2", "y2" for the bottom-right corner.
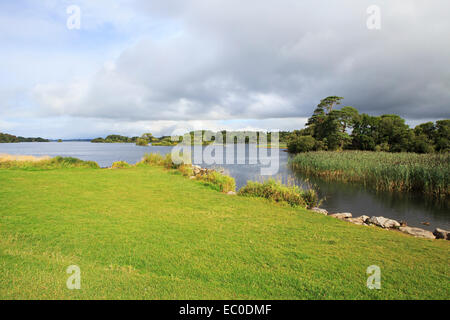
[{"x1": 1, "y1": 0, "x2": 450, "y2": 138}]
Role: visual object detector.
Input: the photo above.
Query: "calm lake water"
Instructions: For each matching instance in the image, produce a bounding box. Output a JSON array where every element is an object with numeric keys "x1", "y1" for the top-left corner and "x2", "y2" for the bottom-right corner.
[{"x1": 1, "y1": 142, "x2": 448, "y2": 231}]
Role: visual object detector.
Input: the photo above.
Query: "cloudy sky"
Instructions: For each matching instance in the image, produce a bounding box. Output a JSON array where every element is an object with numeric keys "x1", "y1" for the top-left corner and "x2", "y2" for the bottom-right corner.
[{"x1": 1, "y1": 0, "x2": 449, "y2": 139}]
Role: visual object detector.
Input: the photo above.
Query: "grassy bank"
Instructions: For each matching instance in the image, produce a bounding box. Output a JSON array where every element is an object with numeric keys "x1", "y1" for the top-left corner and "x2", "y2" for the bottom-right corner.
[
  {"x1": 290, "y1": 151, "x2": 449, "y2": 198},
  {"x1": 0, "y1": 160, "x2": 449, "y2": 299}
]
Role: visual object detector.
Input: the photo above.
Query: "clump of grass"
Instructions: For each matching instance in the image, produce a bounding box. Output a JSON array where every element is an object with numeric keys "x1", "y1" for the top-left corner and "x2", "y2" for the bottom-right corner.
[
  {"x1": 0, "y1": 155, "x2": 99, "y2": 170},
  {"x1": 111, "y1": 161, "x2": 131, "y2": 169},
  {"x1": 197, "y1": 170, "x2": 236, "y2": 193},
  {"x1": 289, "y1": 151, "x2": 449, "y2": 197},
  {"x1": 138, "y1": 153, "x2": 236, "y2": 193},
  {"x1": 178, "y1": 164, "x2": 194, "y2": 177},
  {"x1": 238, "y1": 179, "x2": 319, "y2": 208},
  {"x1": 138, "y1": 153, "x2": 179, "y2": 169}
]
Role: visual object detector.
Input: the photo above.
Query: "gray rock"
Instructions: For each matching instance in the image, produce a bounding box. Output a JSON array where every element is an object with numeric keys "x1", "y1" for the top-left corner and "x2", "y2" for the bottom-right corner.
[
  {"x1": 329, "y1": 213, "x2": 352, "y2": 219},
  {"x1": 358, "y1": 215, "x2": 370, "y2": 223},
  {"x1": 368, "y1": 216, "x2": 400, "y2": 229},
  {"x1": 311, "y1": 207, "x2": 328, "y2": 215},
  {"x1": 433, "y1": 228, "x2": 449, "y2": 240},
  {"x1": 399, "y1": 226, "x2": 435, "y2": 239},
  {"x1": 346, "y1": 217, "x2": 366, "y2": 225},
  {"x1": 227, "y1": 191, "x2": 237, "y2": 195}
]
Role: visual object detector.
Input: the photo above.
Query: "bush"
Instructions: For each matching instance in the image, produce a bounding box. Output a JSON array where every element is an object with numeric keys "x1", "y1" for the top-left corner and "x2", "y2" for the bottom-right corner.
[
  {"x1": 238, "y1": 179, "x2": 317, "y2": 208},
  {"x1": 288, "y1": 135, "x2": 322, "y2": 153},
  {"x1": 178, "y1": 164, "x2": 194, "y2": 177},
  {"x1": 111, "y1": 161, "x2": 130, "y2": 169}
]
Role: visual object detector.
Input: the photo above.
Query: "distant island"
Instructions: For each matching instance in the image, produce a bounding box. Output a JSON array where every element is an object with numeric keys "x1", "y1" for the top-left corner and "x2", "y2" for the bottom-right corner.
[
  {"x1": 91, "y1": 132, "x2": 291, "y2": 147},
  {"x1": 91, "y1": 134, "x2": 180, "y2": 146},
  {"x1": 0, "y1": 132, "x2": 49, "y2": 143}
]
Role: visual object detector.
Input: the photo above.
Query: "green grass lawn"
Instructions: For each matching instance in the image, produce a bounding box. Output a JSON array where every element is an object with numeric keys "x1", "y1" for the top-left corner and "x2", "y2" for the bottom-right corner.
[{"x1": 0, "y1": 166, "x2": 448, "y2": 299}]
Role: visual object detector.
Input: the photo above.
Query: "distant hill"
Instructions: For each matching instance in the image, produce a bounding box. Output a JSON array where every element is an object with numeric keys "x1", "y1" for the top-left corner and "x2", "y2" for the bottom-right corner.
[{"x1": 0, "y1": 132, "x2": 49, "y2": 143}]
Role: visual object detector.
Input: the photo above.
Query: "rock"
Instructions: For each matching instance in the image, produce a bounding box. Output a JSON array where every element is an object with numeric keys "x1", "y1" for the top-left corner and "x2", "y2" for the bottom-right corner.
[
  {"x1": 329, "y1": 213, "x2": 352, "y2": 219},
  {"x1": 400, "y1": 220, "x2": 407, "y2": 227},
  {"x1": 367, "y1": 216, "x2": 400, "y2": 229},
  {"x1": 311, "y1": 207, "x2": 328, "y2": 215},
  {"x1": 358, "y1": 215, "x2": 370, "y2": 223},
  {"x1": 346, "y1": 217, "x2": 366, "y2": 225},
  {"x1": 227, "y1": 191, "x2": 236, "y2": 195},
  {"x1": 399, "y1": 226, "x2": 435, "y2": 239},
  {"x1": 433, "y1": 228, "x2": 449, "y2": 240},
  {"x1": 189, "y1": 176, "x2": 196, "y2": 179},
  {"x1": 346, "y1": 215, "x2": 370, "y2": 225}
]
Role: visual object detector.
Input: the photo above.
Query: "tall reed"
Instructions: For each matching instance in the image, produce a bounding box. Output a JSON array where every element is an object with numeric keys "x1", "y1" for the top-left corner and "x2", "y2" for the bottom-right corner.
[{"x1": 289, "y1": 151, "x2": 449, "y2": 197}]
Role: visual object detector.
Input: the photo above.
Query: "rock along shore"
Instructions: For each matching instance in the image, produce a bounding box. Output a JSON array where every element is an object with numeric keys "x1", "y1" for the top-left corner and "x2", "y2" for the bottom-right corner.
[{"x1": 310, "y1": 207, "x2": 448, "y2": 240}]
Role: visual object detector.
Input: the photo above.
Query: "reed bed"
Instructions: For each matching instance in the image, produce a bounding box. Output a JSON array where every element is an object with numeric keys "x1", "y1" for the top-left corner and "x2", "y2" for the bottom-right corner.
[
  {"x1": 0, "y1": 154, "x2": 99, "y2": 169},
  {"x1": 289, "y1": 151, "x2": 449, "y2": 198}
]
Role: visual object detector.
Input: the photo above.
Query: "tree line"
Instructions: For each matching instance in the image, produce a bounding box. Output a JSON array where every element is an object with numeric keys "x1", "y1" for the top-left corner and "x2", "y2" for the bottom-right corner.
[
  {"x1": 287, "y1": 96, "x2": 449, "y2": 154},
  {"x1": 0, "y1": 132, "x2": 49, "y2": 143}
]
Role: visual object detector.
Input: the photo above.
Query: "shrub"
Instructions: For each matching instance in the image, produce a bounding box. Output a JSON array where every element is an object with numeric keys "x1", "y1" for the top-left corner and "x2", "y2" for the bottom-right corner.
[
  {"x1": 301, "y1": 188, "x2": 321, "y2": 209},
  {"x1": 238, "y1": 179, "x2": 315, "y2": 208},
  {"x1": 178, "y1": 164, "x2": 194, "y2": 177},
  {"x1": 288, "y1": 135, "x2": 323, "y2": 153},
  {"x1": 111, "y1": 161, "x2": 130, "y2": 169}
]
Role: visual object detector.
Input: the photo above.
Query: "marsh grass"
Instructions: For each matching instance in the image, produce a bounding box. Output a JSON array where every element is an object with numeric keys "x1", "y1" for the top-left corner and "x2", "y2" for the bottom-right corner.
[
  {"x1": 290, "y1": 151, "x2": 449, "y2": 197},
  {"x1": 238, "y1": 179, "x2": 320, "y2": 208},
  {"x1": 138, "y1": 153, "x2": 178, "y2": 169},
  {"x1": 0, "y1": 155, "x2": 99, "y2": 170}
]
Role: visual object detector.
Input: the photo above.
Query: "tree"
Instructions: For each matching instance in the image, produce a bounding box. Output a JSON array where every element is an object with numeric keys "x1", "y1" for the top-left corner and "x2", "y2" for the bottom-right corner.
[
  {"x1": 136, "y1": 138, "x2": 149, "y2": 146},
  {"x1": 337, "y1": 106, "x2": 360, "y2": 132},
  {"x1": 287, "y1": 135, "x2": 323, "y2": 153},
  {"x1": 376, "y1": 115, "x2": 412, "y2": 152},
  {"x1": 306, "y1": 96, "x2": 344, "y2": 135},
  {"x1": 141, "y1": 133, "x2": 155, "y2": 142},
  {"x1": 317, "y1": 96, "x2": 345, "y2": 114},
  {"x1": 412, "y1": 134, "x2": 434, "y2": 153},
  {"x1": 434, "y1": 120, "x2": 450, "y2": 152},
  {"x1": 351, "y1": 114, "x2": 379, "y2": 150}
]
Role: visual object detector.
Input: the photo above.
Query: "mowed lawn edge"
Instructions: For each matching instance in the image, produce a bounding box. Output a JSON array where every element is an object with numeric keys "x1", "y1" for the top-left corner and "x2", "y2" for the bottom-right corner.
[{"x1": 0, "y1": 166, "x2": 448, "y2": 299}]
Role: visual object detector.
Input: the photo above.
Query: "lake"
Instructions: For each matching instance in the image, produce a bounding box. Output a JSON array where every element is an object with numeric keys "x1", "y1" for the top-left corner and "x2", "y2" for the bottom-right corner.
[{"x1": 1, "y1": 141, "x2": 448, "y2": 231}]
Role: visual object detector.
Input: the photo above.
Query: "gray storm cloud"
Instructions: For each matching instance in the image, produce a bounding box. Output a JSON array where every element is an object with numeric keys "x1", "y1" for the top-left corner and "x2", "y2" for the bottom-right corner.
[{"x1": 25, "y1": 0, "x2": 450, "y2": 124}]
